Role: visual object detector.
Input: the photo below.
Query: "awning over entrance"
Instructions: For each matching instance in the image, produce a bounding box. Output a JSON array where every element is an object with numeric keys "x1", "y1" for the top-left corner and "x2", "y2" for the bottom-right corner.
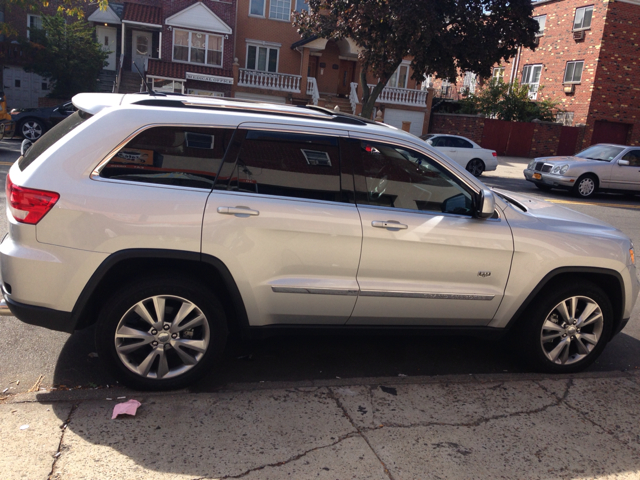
[
  {"x1": 122, "y1": 3, "x2": 163, "y2": 28},
  {"x1": 291, "y1": 36, "x2": 361, "y2": 58}
]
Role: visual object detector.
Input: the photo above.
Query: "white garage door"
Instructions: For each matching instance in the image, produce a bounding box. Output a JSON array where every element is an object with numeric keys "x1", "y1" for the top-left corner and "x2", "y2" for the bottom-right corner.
[
  {"x1": 3, "y1": 67, "x2": 50, "y2": 110},
  {"x1": 383, "y1": 108, "x2": 425, "y2": 137}
]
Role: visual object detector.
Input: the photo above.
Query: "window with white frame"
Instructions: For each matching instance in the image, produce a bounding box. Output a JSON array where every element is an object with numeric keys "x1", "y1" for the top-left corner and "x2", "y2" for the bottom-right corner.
[
  {"x1": 27, "y1": 14, "x2": 42, "y2": 39},
  {"x1": 151, "y1": 78, "x2": 184, "y2": 94},
  {"x1": 388, "y1": 64, "x2": 409, "y2": 88},
  {"x1": 563, "y1": 61, "x2": 584, "y2": 84},
  {"x1": 295, "y1": 0, "x2": 308, "y2": 11},
  {"x1": 249, "y1": 0, "x2": 265, "y2": 16},
  {"x1": 522, "y1": 64, "x2": 542, "y2": 100},
  {"x1": 462, "y1": 72, "x2": 477, "y2": 94},
  {"x1": 492, "y1": 67, "x2": 505, "y2": 82},
  {"x1": 269, "y1": 0, "x2": 291, "y2": 21},
  {"x1": 534, "y1": 15, "x2": 546, "y2": 36},
  {"x1": 556, "y1": 112, "x2": 574, "y2": 126},
  {"x1": 573, "y1": 6, "x2": 593, "y2": 31},
  {"x1": 173, "y1": 29, "x2": 223, "y2": 67},
  {"x1": 246, "y1": 44, "x2": 279, "y2": 72}
]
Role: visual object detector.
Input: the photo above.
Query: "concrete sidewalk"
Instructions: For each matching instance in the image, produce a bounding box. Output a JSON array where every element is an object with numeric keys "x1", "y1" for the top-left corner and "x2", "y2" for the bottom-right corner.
[
  {"x1": 3, "y1": 371, "x2": 640, "y2": 479},
  {"x1": 483, "y1": 156, "x2": 532, "y2": 181}
]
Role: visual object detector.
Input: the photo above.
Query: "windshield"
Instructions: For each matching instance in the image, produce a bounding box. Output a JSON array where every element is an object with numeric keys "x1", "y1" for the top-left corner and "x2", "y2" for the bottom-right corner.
[
  {"x1": 575, "y1": 145, "x2": 624, "y2": 162},
  {"x1": 18, "y1": 110, "x2": 91, "y2": 171}
]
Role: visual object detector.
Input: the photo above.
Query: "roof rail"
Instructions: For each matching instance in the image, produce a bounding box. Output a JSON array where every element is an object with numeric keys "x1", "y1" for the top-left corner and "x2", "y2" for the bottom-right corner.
[{"x1": 132, "y1": 98, "x2": 371, "y2": 126}]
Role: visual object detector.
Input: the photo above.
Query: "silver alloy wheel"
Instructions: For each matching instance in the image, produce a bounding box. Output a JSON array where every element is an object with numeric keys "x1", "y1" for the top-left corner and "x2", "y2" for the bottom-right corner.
[
  {"x1": 114, "y1": 295, "x2": 210, "y2": 379},
  {"x1": 21, "y1": 120, "x2": 43, "y2": 141},
  {"x1": 466, "y1": 159, "x2": 484, "y2": 177},
  {"x1": 540, "y1": 295, "x2": 604, "y2": 365},
  {"x1": 577, "y1": 177, "x2": 596, "y2": 197}
]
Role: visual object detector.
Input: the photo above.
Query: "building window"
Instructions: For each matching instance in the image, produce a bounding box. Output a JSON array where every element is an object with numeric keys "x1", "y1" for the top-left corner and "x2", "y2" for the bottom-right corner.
[
  {"x1": 249, "y1": 0, "x2": 265, "y2": 16},
  {"x1": 534, "y1": 15, "x2": 546, "y2": 36},
  {"x1": 173, "y1": 29, "x2": 223, "y2": 67},
  {"x1": 187, "y1": 89, "x2": 225, "y2": 97},
  {"x1": 521, "y1": 64, "x2": 542, "y2": 100},
  {"x1": 492, "y1": 67, "x2": 505, "y2": 82},
  {"x1": 462, "y1": 72, "x2": 477, "y2": 94},
  {"x1": 573, "y1": 6, "x2": 593, "y2": 31},
  {"x1": 151, "y1": 78, "x2": 184, "y2": 94},
  {"x1": 41, "y1": 82, "x2": 48, "y2": 90},
  {"x1": 563, "y1": 61, "x2": 584, "y2": 84},
  {"x1": 295, "y1": 0, "x2": 308, "y2": 11},
  {"x1": 27, "y1": 14, "x2": 42, "y2": 39},
  {"x1": 388, "y1": 64, "x2": 409, "y2": 89},
  {"x1": 246, "y1": 44, "x2": 279, "y2": 72},
  {"x1": 269, "y1": 0, "x2": 291, "y2": 21},
  {"x1": 556, "y1": 112, "x2": 574, "y2": 126},
  {"x1": 14, "y1": 79, "x2": 20, "y2": 88}
]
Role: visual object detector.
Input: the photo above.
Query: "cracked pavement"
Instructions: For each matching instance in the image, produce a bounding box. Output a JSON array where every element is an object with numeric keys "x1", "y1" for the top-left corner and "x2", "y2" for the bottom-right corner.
[{"x1": 2, "y1": 372, "x2": 640, "y2": 479}]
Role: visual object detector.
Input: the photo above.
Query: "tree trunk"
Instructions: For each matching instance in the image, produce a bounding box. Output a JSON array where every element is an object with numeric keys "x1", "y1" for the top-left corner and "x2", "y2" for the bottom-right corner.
[{"x1": 359, "y1": 69, "x2": 386, "y2": 119}]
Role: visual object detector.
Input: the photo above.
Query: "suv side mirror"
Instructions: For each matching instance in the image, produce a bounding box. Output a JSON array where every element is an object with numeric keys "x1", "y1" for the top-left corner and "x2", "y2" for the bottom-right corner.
[
  {"x1": 619, "y1": 159, "x2": 630, "y2": 166},
  {"x1": 477, "y1": 189, "x2": 495, "y2": 219}
]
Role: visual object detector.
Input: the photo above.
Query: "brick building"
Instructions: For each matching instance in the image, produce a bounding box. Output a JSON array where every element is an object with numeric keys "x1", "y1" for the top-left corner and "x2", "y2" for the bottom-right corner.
[{"x1": 431, "y1": 0, "x2": 640, "y2": 147}]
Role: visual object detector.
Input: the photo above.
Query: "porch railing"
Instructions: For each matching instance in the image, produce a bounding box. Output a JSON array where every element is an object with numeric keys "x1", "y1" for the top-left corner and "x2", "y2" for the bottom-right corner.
[
  {"x1": 238, "y1": 69, "x2": 301, "y2": 93},
  {"x1": 113, "y1": 53, "x2": 125, "y2": 93},
  {"x1": 368, "y1": 84, "x2": 428, "y2": 107},
  {"x1": 349, "y1": 82, "x2": 359, "y2": 114},
  {"x1": 306, "y1": 77, "x2": 319, "y2": 105}
]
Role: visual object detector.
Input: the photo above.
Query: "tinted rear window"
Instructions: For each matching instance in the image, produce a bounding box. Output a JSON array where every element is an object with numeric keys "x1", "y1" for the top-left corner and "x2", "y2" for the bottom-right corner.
[{"x1": 18, "y1": 111, "x2": 91, "y2": 171}]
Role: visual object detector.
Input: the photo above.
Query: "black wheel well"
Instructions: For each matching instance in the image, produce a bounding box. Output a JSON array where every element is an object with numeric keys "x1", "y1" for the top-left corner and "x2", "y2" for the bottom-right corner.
[
  {"x1": 509, "y1": 270, "x2": 624, "y2": 334},
  {"x1": 74, "y1": 255, "x2": 247, "y2": 339}
]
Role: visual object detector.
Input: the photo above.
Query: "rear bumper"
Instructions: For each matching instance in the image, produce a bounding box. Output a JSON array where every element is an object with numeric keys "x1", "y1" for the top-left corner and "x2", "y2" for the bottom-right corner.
[{"x1": 0, "y1": 293, "x2": 73, "y2": 332}]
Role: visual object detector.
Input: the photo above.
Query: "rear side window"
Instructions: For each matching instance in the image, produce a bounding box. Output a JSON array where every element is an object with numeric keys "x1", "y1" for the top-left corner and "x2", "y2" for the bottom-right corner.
[
  {"x1": 99, "y1": 127, "x2": 234, "y2": 189},
  {"x1": 19, "y1": 110, "x2": 91, "y2": 171},
  {"x1": 216, "y1": 130, "x2": 343, "y2": 203}
]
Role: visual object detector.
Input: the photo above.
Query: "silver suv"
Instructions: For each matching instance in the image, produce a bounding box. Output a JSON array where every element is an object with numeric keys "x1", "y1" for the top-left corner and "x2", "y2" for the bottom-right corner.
[{"x1": 1, "y1": 93, "x2": 637, "y2": 390}]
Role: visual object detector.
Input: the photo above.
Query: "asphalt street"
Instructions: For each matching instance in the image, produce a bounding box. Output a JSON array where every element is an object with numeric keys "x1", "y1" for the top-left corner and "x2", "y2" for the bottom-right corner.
[{"x1": 0, "y1": 142, "x2": 638, "y2": 396}]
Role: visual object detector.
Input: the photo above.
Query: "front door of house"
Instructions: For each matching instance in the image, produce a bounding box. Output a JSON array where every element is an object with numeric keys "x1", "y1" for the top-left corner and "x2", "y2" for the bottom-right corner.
[
  {"x1": 96, "y1": 26, "x2": 117, "y2": 71},
  {"x1": 337, "y1": 60, "x2": 355, "y2": 96},
  {"x1": 132, "y1": 30, "x2": 153, "y2": 74}
]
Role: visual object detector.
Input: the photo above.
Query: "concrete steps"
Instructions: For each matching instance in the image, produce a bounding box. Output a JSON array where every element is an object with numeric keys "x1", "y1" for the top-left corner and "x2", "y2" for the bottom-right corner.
[
  {"x1": 118, "y1": 71, "x2": 145, "y2": 94},
  {"x1": 321, "y1": 96, "x2": 354, "y2": 114},
  {"x1": 96, "y1": 70, "x2": 117, "y2": 93}
]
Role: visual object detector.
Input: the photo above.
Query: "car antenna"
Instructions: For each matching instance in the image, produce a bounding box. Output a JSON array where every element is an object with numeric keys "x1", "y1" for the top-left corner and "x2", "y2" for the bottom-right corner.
[{"x1": 132, "y1": 63, "x2": 158, "y2": 96}]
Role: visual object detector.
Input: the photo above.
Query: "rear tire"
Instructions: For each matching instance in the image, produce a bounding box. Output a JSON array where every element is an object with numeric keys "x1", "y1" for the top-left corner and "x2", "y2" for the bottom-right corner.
[
  {"x1": 95, "y1": 275, "x2": 228, "y2": 390},
  {"x1": 466, "y1": 158, "x2": 485, "y2": 177},
  {"x1": 20, "y1": 119, "x2": 45, "y2": 141},
  {"x1": 518, "y1": 280, "x2": 612, "y2": 373}
]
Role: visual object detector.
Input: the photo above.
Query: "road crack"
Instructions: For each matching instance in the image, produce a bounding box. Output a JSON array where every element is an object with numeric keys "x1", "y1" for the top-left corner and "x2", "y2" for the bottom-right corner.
[{"x1": 47, "y1": 402, "x2": 81, "y2": 480}]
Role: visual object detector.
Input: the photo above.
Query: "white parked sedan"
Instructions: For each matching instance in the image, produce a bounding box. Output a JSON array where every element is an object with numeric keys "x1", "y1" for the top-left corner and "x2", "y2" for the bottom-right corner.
[{"x1": 420, "y1": 134, "x2": 498, "y2": 177}]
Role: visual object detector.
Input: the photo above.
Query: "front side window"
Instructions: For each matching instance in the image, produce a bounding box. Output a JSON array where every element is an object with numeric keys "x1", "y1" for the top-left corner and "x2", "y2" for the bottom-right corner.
[
  {"x1": 534, "y1": 15, "x2": 546, "y2": 36},
  {"x1": 621, "y1": 150, "x2": 640, "y2": 166},
  {"x1": 269, "y1": 0, "x2": 291, "y2": 20},
  {"x1": 99, "y1": 127, "x2": 235, "y2": 189},
  {"x1": 574, "y1": 6, "x2": 593, "y2": 30},
  {"x1": 522, "y1": 64, "x2": 543, "y2": 100},
  {"x1": 492, "y1": 67, "x2": 505, "y2": 82},
  {"x1": 564, "y1": 61, "x2": 584, "y2": 84},
  {"x1": 172, "y1": 29, "x2": 223, "y2": 67},
  {"x1": 246, "y1": 45, "x2": 278, "y2": 72},
  {"x1": 218, "y1": 130, "x2": 343, "y2": 203},
  {"x1": 352, "y1": 140, "x2": 474, "y2": 215},
  {"x1": 388, "y1": 64, "x2": 409, "y2": 89},
  {"x1": 250, "y1": 0, "x2": 265, "y2": 16}
]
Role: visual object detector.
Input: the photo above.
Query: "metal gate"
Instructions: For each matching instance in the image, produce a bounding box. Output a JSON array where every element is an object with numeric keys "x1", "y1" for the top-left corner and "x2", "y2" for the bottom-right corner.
[
  {"x1": 481, "y1": 119, "x2": 534, "y2": 157},
  {"x1": 590, "y1": 120, "x2": 631, "y2": 145},
  {"x1": 556, "y1": 126, "x2": 580, "y2": 155}
]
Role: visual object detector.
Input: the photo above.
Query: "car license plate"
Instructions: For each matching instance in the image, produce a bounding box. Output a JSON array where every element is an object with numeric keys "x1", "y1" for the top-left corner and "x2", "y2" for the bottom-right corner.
[{"x1": 533, "y1": 173, "x2": 542, "y2": 180}]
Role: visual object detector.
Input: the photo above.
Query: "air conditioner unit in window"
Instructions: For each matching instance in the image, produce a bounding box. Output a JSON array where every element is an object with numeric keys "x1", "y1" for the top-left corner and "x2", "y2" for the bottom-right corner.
[
  {"x1": 563, "y1": 84, "x2": 575, "y2": 93},
  {"x1": 573, "y1": 30, "x2": 585, "y2": 41}
]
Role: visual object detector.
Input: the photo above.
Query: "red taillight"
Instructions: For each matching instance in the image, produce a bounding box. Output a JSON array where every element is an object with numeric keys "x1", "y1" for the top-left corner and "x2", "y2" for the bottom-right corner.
[
  {"x1": 6, "y1": 174, "x2": 59, "y2": 224},
  {"x1": 492, "y1": 151, "x2": 497, "y2": 157}
]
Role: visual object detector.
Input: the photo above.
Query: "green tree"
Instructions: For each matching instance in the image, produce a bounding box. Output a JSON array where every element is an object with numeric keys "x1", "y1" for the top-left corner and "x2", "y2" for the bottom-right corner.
[
  {"x1": 23, "y1": 14, "x2": 107, "y2": 98},
  {"x1": 461, "y1": 79, "x2": 562, "y2": 122},
  {"x1": 294, "y1": 0, "x2": 540, "y2": 118}
]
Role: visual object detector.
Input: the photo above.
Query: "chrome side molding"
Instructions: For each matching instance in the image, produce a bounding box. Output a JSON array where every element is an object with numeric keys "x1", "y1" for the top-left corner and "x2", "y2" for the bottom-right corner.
[{"x1": 271, "y1": 286, "x2": 494, "y2": 301}]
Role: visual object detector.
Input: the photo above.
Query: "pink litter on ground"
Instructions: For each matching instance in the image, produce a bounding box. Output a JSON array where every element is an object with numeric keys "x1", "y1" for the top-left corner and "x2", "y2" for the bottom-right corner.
[{"x1": 111, "y1": 399, "x2": 141, "y2": 419}]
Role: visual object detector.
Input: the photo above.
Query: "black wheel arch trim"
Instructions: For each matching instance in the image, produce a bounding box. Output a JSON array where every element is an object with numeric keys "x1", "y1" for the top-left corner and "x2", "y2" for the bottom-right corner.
[
  {"x1": 504, "y1": 266, "x2": 625, "y2": 334},
  {"x1": 67, "y1": 249, "x2": 250, "y2": 335}
]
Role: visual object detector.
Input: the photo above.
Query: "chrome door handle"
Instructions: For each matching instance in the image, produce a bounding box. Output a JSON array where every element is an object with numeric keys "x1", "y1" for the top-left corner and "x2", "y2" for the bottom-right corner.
[
  {"x1": 217, "y1": 206, "x2": 260, "y2": 217},
  {"x1": 372, "y1": 220, "x2": 408, "y2": 230}
]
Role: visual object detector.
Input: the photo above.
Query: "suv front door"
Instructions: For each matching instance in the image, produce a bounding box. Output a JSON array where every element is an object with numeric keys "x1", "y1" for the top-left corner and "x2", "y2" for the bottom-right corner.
[
  {"x1": 201, "y1": 125, "x2": 362, "y2": 326},
  {"x1": 346, "y1": 136, "x2": 514, "y2": 326}
]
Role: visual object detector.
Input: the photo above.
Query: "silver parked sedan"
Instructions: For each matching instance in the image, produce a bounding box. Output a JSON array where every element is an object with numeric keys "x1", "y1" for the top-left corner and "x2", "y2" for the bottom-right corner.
[{"x1": 523, "y1": 144, "x2": 640, "y2": 198}]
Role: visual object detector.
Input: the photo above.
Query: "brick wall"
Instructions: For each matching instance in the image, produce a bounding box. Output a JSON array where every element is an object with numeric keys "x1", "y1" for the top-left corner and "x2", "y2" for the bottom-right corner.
[
  {"x1": 529, "y1": 122, "x2": 562, "y2": 157},
  {"x1": 430, "y1": 114, "x2": 485, "y2": 144}
]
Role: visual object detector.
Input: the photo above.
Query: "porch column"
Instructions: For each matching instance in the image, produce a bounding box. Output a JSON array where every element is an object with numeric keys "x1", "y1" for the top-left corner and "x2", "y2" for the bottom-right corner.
[
  {"x1": 121, "y1": 23, "x2": 125, "y2": 58},
  {"x1": 300, "y1": 47, "x2": 310, "y2": 98},
  {"x1": 422, "y1": 87, "x2": 435, "y2": 136}
]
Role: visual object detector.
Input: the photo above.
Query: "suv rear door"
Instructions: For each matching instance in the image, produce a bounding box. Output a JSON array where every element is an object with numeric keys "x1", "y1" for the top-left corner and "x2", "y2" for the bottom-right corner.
[
  {"x1": 345, "y1": 135, "x2": 514, "y2": 326},
  {"x1": 201, "y1": 124, "x2": 362, "y2": 326}
]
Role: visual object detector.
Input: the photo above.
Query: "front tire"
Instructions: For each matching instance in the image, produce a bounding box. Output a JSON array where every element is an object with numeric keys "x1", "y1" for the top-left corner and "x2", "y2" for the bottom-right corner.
[
  {"x1": 466, "y1": 158, "x2": 485, "y2": 177},
  {"x1": 519, "y1": 281, "x2": 612, "y2": 373},
  {"x1": 95, "y1": 275, "x2": 228, "y2": 390},
  {"x1": 573, "y1": 174, "x2": 598, "y2": 198}
]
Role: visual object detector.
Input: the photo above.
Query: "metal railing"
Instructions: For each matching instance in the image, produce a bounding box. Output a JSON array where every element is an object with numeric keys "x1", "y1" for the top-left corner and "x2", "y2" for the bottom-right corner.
[
  {"x1": 238, "y1": 69, "x2": 301, "y2": 93},
  {"x1": 369, "y1": 84, "x2": 428, "y2": 107},
  {"x1": 112, "y1": 54, "x2": 125, "y2": 93},
  {"x1": 306, "y1": 77, "x2": 319, "y2": 105},
  {"x1": 349, "y1": 82, "x2": 359, "y2": 114}
]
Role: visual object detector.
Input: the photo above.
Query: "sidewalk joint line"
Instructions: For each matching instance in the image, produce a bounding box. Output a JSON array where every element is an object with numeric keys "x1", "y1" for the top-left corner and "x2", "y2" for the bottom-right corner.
[{"x1": 47, "y1": 402, "x2": 81, "y2": 480}]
